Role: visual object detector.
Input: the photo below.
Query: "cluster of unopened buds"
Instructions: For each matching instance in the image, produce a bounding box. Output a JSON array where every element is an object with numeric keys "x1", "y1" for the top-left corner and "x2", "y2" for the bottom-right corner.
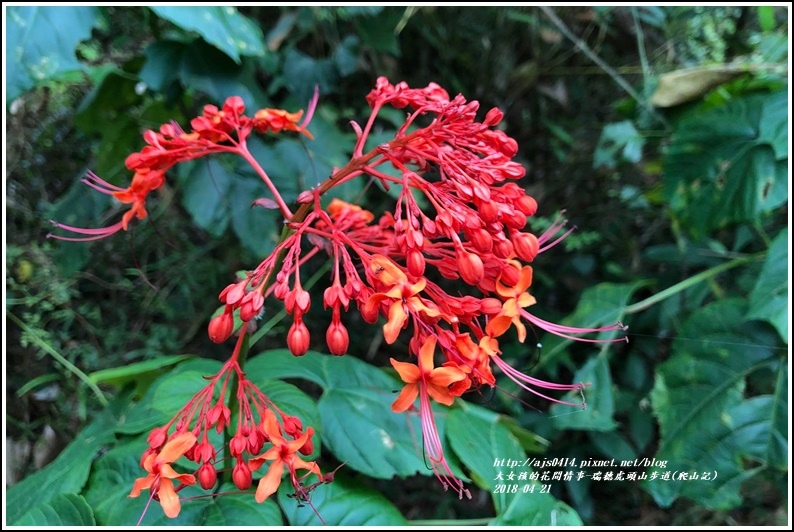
[{"x1": 51, "y1": 77, "x2": 626, "y2": 519}]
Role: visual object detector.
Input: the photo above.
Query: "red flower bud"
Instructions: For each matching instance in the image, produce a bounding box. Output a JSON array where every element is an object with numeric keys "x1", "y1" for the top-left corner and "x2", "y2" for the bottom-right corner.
[
  {"x1": 501, "y1": 263, "x2": 520, "y2": 287},
  {"x1": 198, "y1": 462, "x2": 217, "y2": 490},
  {"x1": 484, "y1": 107, "x2": 503, "y2": 126},
  {"x1": 283, "y1": 415, "x2": 303, "y2": 436},
  {"x1": 195, "y1": 441, "x2": 215, "y2": 463},
  {"x1": 299, "y1": 428, "x2": 315, "y2": 456},
  {"x1": 147, "y1": 427, "x2": 167, "y2": 449},
  {"x1": 458, "y1": 251, "x2": 484, "y2": 285},
  {"x1": 512, "y1": 232, "x2": 540, "y2": 262},
  {"x1": 515, "y1": 195, "x2": 538, "y2": 217},
  {"x1": 247, "y1": 428, "x2": 265, "y2": 455},
  {"x1": 493, "y1": 238, "x2": 514, "y2": 259},
  {"x1": 230, "y1": 434, "x2": 247, "y2": 457},
  {"x1": 480, "y1": 297, "x2": 503, "y2": 315},
  {"x1": 501, "y1": 209, "x2": 527, "y2": 229},
  {"x1": 326, "y1": 320, "x2": 349, "y2": 356},
  {"x1": 468, "y1": 227, "x2": 493, "y2": 253},
  {"x1": 479, "y1": 200, "x2": 499, "y2": 223},
  {"x1": 208, "y1": 310, "x2": 234, "y2": 343},
  {"x1": 239, "y1": 291, "x2": 264, "y2": 322},
  {"x1": 233, "y1": 459, "x2": 252, "y2": 490},
  {"x1": 287, "y1": 318, "x2": 310, "y2": 356},
  {"x1": 406, "y1": 249, "x2": 426, "y2": 277}
]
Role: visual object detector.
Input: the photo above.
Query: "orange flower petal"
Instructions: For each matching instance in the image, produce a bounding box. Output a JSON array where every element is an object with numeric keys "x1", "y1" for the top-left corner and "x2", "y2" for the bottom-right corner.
[
  {"x1": 429, "y1": 366, "x2": 466, "y2": 387},
  {"x1": 391, "y1": 383, "x2": 418, "y2": 412},
  {"x1": 370, "y1": 255, "x2": 407, "y2": 286},
  {"x1": 426, "y1": 383, "x2": 455, "y2": 406},
  {"x1": 383, "y1": 301, "x2": 407, "y2": 344},
  {"x1": 517, "y1": 293, "x2": 536, "y2": 309},
  {"x1": 158, "y1": 432, "x2": 197, "y2": 464},
  {"x1": 418, "y1": 336, "x2": 437, "y2": 372},
  {"x1": 158, "y1": 478, "x2": 182, "y2": 518},
  {"x1": 255, "y1": 460, "x2": 285, "y2": 503},
  {"x1": 291, "y1": 456, "x2": 322, "y2": 478},
  {"x1": 262, "y1": 409, "x2": 286, "y2": 446},
  {"x1": 486, "y1": 315, "x2": 512, "y2": 338},
  {"x1": 129, "y1": 475, "x2": 155, "y2": 498},
  {"x1": 517, "y1": 266, "x2": 534, "y2": 292},
  {"x1": 390, "y1": 358, "x2": 421, "y2": 384},
  {"x1": 513, "y1": 316, "x2": 527, "y2": 343}
]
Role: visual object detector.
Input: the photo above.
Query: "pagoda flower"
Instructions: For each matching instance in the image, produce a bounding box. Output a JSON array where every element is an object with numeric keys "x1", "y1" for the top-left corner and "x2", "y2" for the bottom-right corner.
[
  {"x1": 129, "y1": 431, "x2": 198, "y2": 518},
  {"x1": 249, "y1": 409, "x2": 322, "y2": 503},
  {"x1": 485, "y1": 261, "x2": 537, "y2": 342},
  {"x1": 362, "y1": 255, "x2": 442, "y2": 344},
  {"x1": 390, "y1": 336, "x2": 471, "y2": 499}
]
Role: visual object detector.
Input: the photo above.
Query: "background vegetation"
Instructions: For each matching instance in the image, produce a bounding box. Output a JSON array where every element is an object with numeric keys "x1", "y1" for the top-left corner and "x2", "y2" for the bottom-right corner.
[{"x1": 5, "y1": 5, "x2": 789, "y2": 526}]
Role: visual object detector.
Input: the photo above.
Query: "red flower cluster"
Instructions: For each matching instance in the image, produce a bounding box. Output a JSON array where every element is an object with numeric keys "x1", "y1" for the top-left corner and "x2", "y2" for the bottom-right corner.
[
  {"x1": 53, "y1": 78, "x2": 627, "y2": 516},
  {"x1": 129, "y1": 333, "x2": 324, "y2": 519}
]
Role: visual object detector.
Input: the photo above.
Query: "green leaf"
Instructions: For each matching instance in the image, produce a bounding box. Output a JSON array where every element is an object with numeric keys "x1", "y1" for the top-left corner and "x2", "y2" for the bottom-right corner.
[
  {"x1": 89, "y1": 354, "x2": 193, "y2": 391},
  {"x1": 318, "y1": 388, "x2": 431, "y2": 478},
  {"x1": 447, "y1": 410, "x2": 582, "y2": 525},
  {"x1": 14, "y1": 494, "x2": 95, "y2": 526},
  {"x1": 6, "y1": 6, "x2": 100, "y2": 101},
  {"x1": 278, "y1": 475, "x2": 408, "y2": 525},
  {"x1": 281, "y1": 49, "x2": 340, "y2": 103},
  {"x1": 116, "y1": 359, "x2": 222, "y2": 435},
  {"x1": 149, "y1": 6, "x2": 265, "y2": 63},
  {"x1": 229, "y1": 175, "x2": 283, "y2": 256},
  {"x1": 646, "y1": 299, "x2": 782, "y2": 509},
  {"x1": 247, "y1": 349, "x2": 446, "y2": 478},
  {"x1": 664, "y1": 91, "x2": 788, "y2": 237},
  {"x1": 5, "y1": 404, "x2": 121, "y2": 523},
  {"x1": 593, "y1": 121, "x2": 645, "y2": 168},
  {"x1": 747, "y1": 228, "x2": 788, "y2": 342},
  {"x1": 203, "y1": 484, "x2": 283, "y2": 526},
  {"x1": 179, "y1": 157, "x2": 236, "y2": 236},
  {"x1": 551, "y1": 355, "x2": 616, "y2": 431},
  {"x1": 138, "y1": 39, "x2": 264, "y2": 108},
  {"x1": 245, "y1": 349, "x2": 396, "y2": 390}
]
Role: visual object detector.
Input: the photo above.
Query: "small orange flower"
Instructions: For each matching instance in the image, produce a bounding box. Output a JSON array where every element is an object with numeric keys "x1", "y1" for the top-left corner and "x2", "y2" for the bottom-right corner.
[
  {"x1": 485, "y1": 264, "x2": 536, "y2": 342},
  {"x1": 129, "y1": 432, "x2": 197, "y2": 518},
  {"x1": 364, "y1": 255, "x2": 440, "y2": 344},
  {"x1": 390, "y1": 336, "x2": 467, "y2": 412},
  {"x1": 249, "y1": 409, "x2": 321, "y2": 503}
]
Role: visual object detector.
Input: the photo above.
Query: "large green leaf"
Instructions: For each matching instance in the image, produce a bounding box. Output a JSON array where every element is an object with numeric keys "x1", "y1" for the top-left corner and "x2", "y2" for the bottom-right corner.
[
  {"x1": 5, "y1": 406, "x2": 119, "y2": 523},
  {"x1": 116, "y1": 359, "x2": 222, "y2": 435},
  {"x1": 149, "y1": 7, "x2": 265, "y2": 63},
  {"x1": 246, "y1": 349, "x2": 442, "y2": 478},
  {"x1": 14, "y1": 494, "x2": 95, "y2": 526},
  {"x1": 747, "y1": 228, "x2": 788, "y2": 342},
  {"x1": 245, "y1": 349, "x2": 396, "y2": 390},
  {"x1": 138, "y1": 39, "x2": 265, "y2": 108},
  {"x1": 6, "y1": 6, "x2": 100, "y2": 101},
  {"x1": 278, "y1": 475, "x2": 408, "y2": 525},
  {"x1": 646, "y1": 299, "x2": 783, "y2": 509},
  {"x1": 664, "y1": 90, "x2": 788, "y2": 237},
  {"x1": 89, "y1": 354, "x2": 193, "y2": 396},
  {"x1": 318, "y1": 388, "x2": 432, "y2": 478},
  {"x1": 447, "y1": 409, "x2": 582, "y2": 525}
]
